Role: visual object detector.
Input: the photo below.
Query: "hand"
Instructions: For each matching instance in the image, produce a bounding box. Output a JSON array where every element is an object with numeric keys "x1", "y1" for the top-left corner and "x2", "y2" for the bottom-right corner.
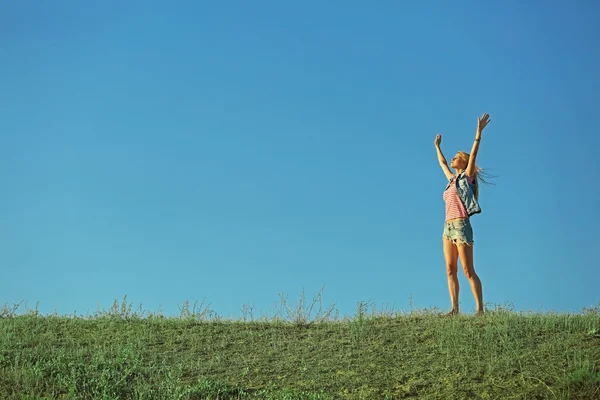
[
  {"x1": 477, "y1": 113, "x2": 491, "y2": 134},
  {"x1": 434, "y1": 134, "x2": 442, "y2": 147}
]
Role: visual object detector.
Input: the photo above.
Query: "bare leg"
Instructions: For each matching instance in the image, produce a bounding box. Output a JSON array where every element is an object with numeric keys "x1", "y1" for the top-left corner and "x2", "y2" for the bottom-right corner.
[
  {"x1": 457, "y1": 244, "x2": 483, "y2": 314},
  {"x1": 443, "y1": 238, "x2": 459, "y2": 314}
]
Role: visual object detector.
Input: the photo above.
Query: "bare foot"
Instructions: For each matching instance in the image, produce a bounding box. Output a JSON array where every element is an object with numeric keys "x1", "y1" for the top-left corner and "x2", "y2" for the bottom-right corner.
[{"x1": 445, "y1": 309, "x2": 459, "y2": 317}]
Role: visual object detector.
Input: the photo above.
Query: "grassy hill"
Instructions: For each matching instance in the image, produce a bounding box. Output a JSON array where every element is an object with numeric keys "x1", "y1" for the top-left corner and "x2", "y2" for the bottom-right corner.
[{"x1": 1, "y1": 296, "x2": 599, "y2": 399}]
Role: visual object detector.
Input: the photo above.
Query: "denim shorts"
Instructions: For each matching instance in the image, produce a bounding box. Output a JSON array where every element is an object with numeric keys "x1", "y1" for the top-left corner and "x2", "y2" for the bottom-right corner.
[{"x1": 442, "y1": 218, "x2": 474, "y2": 245}]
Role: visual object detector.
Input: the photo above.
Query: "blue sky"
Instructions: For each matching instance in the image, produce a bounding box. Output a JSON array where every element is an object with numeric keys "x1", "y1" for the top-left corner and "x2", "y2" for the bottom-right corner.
[{"x1": 1, "y1": 1, "x2": 599, "y2": 318}]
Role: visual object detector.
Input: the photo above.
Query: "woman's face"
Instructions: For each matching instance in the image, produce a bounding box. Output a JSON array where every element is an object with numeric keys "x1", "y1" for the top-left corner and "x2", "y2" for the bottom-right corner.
[{"x1": 450, "y1": 153, "x2": 467, "y2": 169}]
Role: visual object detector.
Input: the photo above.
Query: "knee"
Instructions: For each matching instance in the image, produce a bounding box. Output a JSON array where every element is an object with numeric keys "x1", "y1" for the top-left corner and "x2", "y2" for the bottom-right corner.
[
  {"x1": 446, "y1": 263, "x2": 458, "y2": 277},
  {"x1": 462, "y1": 267, "x2": 477, "y2": 280}
]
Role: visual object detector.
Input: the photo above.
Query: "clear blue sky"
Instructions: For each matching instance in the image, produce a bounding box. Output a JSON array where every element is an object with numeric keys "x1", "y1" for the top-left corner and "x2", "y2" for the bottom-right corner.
[{"x1": 1, "y1": 1, "x2": 599, "y2": 318}]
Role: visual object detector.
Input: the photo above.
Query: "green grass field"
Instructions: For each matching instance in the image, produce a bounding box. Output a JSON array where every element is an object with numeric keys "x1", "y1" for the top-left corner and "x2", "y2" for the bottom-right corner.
[{"x1": 1, "y1": 294, "x2": 599, "y2": 399}]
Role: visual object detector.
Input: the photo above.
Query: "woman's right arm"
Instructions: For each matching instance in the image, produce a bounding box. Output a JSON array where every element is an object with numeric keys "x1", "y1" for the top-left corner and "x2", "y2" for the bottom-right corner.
[{"x1": 435, "y1": 134, "x2": 454, "y2": 180}]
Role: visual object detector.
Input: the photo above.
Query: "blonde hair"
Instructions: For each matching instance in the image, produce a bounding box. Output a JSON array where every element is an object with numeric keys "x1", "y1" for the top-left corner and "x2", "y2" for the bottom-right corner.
[{"x1": 456, "y1": 151, "x2": 494, "y2": 200}]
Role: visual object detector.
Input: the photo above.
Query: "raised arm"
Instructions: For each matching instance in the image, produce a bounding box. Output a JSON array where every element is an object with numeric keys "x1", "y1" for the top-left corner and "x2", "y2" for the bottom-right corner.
[
  {"x1": 466, "y1": 113, "x2": 491, "y2": 177},
  {"x1": 434, "y1": 134, "x2": 454, "y2": 180}
]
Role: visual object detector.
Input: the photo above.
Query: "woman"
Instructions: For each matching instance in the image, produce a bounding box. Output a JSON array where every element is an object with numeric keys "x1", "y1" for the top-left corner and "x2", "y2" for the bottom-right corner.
[{"x1": 434, "y1": 113, "x2": 491, "y2": 316}]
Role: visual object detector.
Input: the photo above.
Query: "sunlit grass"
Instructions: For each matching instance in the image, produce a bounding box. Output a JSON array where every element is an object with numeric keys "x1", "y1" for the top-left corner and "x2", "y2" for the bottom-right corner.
[{"x1": 1, "y1": 291, "x2": 599, "y2": 399}]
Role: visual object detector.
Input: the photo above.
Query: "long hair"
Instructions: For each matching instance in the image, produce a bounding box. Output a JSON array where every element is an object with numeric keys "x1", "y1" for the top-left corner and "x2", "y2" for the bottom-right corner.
[{"x1": 457, "y1": 151, "x2": 495, "y2": 200}]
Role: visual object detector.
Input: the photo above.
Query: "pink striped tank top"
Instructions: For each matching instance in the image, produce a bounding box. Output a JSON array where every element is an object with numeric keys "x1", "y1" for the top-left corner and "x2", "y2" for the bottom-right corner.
[{"x1": 443, "y1": 175, "x2": 475, "y2": 221}]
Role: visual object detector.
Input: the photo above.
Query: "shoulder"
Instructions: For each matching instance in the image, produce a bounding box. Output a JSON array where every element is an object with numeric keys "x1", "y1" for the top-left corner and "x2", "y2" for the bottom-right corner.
[{"x1": 459, "y1": 172, "x2": 476, "y2": 185}]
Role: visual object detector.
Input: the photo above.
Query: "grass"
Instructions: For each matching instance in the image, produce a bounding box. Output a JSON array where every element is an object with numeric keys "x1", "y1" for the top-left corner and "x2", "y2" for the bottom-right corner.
[{"x1": 1, "y1": 291, "x2": 599, "y2": 399}]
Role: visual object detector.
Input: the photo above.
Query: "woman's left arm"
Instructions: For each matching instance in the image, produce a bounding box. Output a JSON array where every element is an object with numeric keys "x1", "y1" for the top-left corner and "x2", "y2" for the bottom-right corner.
[{"x1": 466, "y1": 112, "x2": 491, "y2": 177}]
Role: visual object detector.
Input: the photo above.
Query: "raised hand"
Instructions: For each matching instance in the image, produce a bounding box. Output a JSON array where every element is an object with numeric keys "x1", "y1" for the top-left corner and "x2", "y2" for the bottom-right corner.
[
  {"x1": 477, "y1": 113, "x2": 491, "y2": 134},
  {"x1": 435, "y1": 134, "x2": 442, "y2": 147}
]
